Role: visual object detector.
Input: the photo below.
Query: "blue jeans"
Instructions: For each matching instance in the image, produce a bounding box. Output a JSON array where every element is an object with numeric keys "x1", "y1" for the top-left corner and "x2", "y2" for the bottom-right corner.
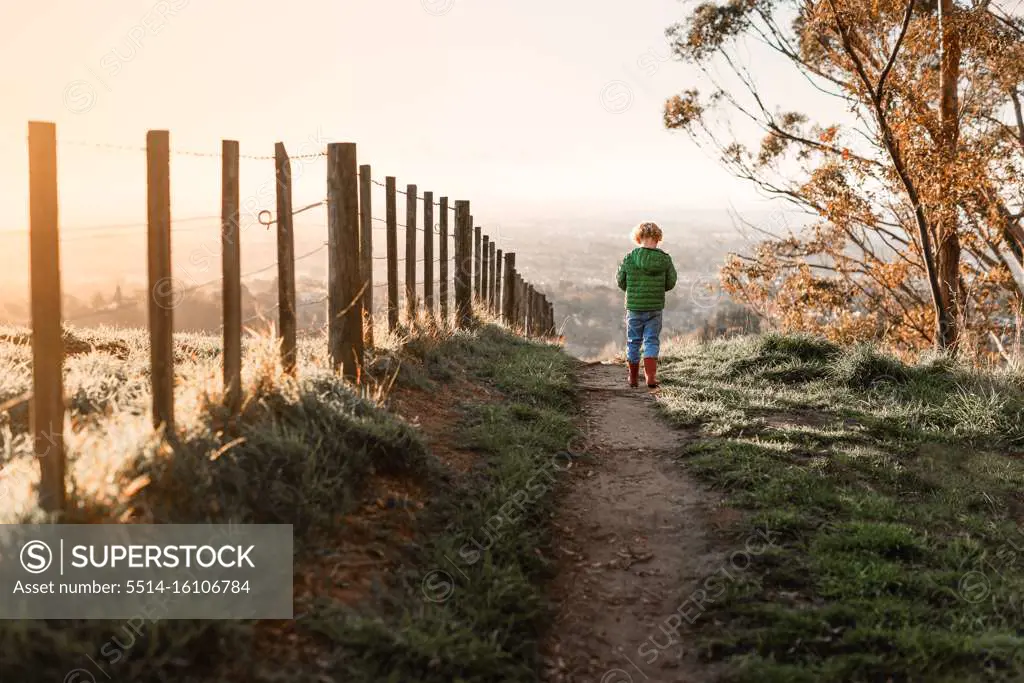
[{"x1": 625, "y1": 310, "x2": 663, "y2": 364}]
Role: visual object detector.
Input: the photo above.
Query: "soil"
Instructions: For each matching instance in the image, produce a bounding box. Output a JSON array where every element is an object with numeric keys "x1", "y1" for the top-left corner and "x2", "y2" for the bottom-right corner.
[{"x1": 543, "y1": 361, "x2": 725, "y2": 683}]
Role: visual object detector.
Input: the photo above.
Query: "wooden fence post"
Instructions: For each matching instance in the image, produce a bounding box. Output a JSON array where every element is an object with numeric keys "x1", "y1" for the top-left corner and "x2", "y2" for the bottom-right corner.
[
  {"x1": 386, "y1": 177, "x2": 399, "y2": 332},
  {"x1": 485, "y1": 241, "x2": 492, "y2": 313},
  {"x1": 533, "y1": 287, "x2": 540, "y2": 337},
  {"x1": 405, "y1": 184, "x2": 418, "y2": 322},
  {"x1": 455, "y1": 201, "x2": 472, "y2": 327},
  {"x1": 520, "y1": 280, "x2": 528, "y2": 334},
  {"x1": 511, "y1": 272, "x2": 519, "y2": 328},
  {"x1": 147, "y1": 129, "x2": 175, "y2": 434},
  {"x1": 327, "y1": 148, "x2": 342, "y2": 369},
  {"x1": 529, "y1": 284, "x2": 536, "y2": 334},
  {"x1": 465, "y1": 211, "x2": 474, "y2": 322},
  {"x1": 523, "y1": 279, "x2": 530, "y2": 332},
  {"x1": 452, "y1": 201, "x2": 462, "y2": 319},
  {"x1": 524, "y1": 282, "x2": 532, "y2": 335},
  {"x1": 534, "y1": 289, "x2": 541, "y2": 337},
  {"x1": 540, "y1": 295, "x2": 549, "y2": 337},
  {"x1": 491, "y1": 241, "x2": 499, "y2": 313},
  {"x1": 423, "y1": 192, "x2": 434, "y2": 318},
  {"x1": 481, "y1": 235, "x2": 490, "y2": 314},
  {"x1": 492, "y1": 247, "x2": 500, "y2": 314},
  {"x1": 491, "y1": 240, "x2": 497, "y2": 313},
  {"x1": 439, "y1": 197, "x2": 449, "y2": 322},
  {"x1": 327, "y1": 143, "x2": 363, "y2": 381},
  {"x1": 513, "y1": 273, "x2": 521, "y2": 329},
  {"x1": 222, "y1": 140, "x2": 242, "y2": 417},
  {"x1": 542, "y1": 298, "x2": 548, "y2": 336},
  {"x1": 27, "y1": 120, "x2": 65, "y2": 513},
  {"x1": 527, "y1": 284, "x2": 535, "y2": 336},
  {"x1": 473, "y1": 224, "x2": 482, "y2": 302},
  {"x1": 491, "y1": 240, "x2": 497, "y2": 312},
  {"x1": 342, "y1": 146, "x2": 364, "y2": 381},
  {"x1": 517, "y1": 275, "x2": 526, "y2": 331},
  {"x1": 502, "y1": 252, "x2": 515, "y2": 324},
  {"x1": 527, "y1": 282, "x2": 534, "y2": 334},
  {"x1": 491, "y1": 249, "x2": 499, "y2": 317},
  {"x1": 275, "y1": 143, "x2": 297, "y2": 375},
  {"x1": 359, "y1": 164, "x2": 373, "y2": 347}
]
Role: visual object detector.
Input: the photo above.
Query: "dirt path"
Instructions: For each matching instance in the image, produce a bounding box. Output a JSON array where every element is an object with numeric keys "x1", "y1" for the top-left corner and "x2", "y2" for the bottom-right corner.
[{"x1": 544, "y1": 362, "x2": 723, "y2": 683}]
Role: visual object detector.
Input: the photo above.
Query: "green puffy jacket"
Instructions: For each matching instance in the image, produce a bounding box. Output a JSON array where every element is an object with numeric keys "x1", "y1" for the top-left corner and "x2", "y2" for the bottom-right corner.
[{"x1": 616, "y1": 247, "x2": 677, "y2": 311}]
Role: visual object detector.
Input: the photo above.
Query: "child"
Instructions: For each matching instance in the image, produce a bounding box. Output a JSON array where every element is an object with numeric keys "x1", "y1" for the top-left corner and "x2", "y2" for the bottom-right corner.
[{"x1": 616, "y1": 222, "x2": 677, "y2": 388}]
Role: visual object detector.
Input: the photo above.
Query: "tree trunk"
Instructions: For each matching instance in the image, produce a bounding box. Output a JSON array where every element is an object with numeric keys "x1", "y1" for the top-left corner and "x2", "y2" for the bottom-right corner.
[
  {"x1": 935, "y1": 0, "x2": 963, "y2": 351},
  {"x1": 825, "y1": 0, "x2": 949, "y2": 350}
]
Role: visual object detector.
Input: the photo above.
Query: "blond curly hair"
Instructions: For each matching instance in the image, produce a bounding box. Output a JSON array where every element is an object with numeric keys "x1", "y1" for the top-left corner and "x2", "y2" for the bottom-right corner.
[{"x1": 631, "y1": 221, "x2": 663, "y2": 246}]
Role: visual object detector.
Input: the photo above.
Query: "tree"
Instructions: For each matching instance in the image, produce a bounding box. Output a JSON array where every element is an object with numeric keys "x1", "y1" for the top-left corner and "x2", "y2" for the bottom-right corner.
[{"x1": 664, "y1": 0, "x2": 1024, "y2": 356}]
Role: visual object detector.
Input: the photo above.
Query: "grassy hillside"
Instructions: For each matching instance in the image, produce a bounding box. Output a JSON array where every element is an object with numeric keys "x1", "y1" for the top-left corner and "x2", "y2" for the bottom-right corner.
[
  {"x1": 656, "y1": 334, "x2": 1024, "y2": 682},
  {"x1": 11, "y1": 320, "x2": 1024, "y2": 682},
  {"x1": 0, "y1": 320, "x2": 577, "y2": 682}
]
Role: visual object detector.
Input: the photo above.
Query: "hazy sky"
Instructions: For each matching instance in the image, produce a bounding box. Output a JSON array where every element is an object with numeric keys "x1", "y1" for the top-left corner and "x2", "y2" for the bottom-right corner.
[{"x1": 0, "y1": 0, "x2": 785, "y2": 237}]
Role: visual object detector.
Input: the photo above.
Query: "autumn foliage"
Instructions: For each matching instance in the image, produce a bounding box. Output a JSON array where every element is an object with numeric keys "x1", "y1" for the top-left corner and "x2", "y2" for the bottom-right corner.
[{"x1": 665, "y1": 0, "x2": 1024, "y2": 359}]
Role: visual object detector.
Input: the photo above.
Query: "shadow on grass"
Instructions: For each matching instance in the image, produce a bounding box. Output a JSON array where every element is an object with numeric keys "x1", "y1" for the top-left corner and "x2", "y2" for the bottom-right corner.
[
  {"x1": 657, "y1": 333, "x2": 1024, "y2": 682},
  {"x1": 0, "y1": 319, "x2": 578, "y2": 683},
  {"x1": 303, "y1": 322, "x2": 578, "y2": 682},
  {"x1": 1, "y1": 357, "x2": 432, "y2": 682}
]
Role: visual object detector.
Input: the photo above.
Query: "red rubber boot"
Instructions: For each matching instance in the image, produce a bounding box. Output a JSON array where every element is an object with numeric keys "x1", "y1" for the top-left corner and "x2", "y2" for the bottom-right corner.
[
  {"x1": 643, "y1": 357, "x2": 659, "y2": 388},
  {"x1": 627, "y1": 362, "x2": 640, "y2": 388}
]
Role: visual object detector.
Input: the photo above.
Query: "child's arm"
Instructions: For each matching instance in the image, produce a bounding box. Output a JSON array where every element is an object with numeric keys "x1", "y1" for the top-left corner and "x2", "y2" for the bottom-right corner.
[
  {"x1": 616, "y1": 259, "x2": 628, "y2": 291},
  {"x1": 665, "y1": 257, "x2": 678, "y2": 292}
]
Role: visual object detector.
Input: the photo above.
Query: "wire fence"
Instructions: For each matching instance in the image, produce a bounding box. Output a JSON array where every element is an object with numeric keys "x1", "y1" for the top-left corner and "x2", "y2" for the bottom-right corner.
[
  {"x1": 3, "y1": 158, "x2": 488, "y2": 323},
  {"x1": 16, "y1": 121, "x2": 557, "y2": 513}
]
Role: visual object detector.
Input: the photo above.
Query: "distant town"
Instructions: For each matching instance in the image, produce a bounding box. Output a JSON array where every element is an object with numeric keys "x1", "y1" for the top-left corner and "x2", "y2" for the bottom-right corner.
[{"x1": 0, "y1": 211, "x2": 779, "y2": 360}]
